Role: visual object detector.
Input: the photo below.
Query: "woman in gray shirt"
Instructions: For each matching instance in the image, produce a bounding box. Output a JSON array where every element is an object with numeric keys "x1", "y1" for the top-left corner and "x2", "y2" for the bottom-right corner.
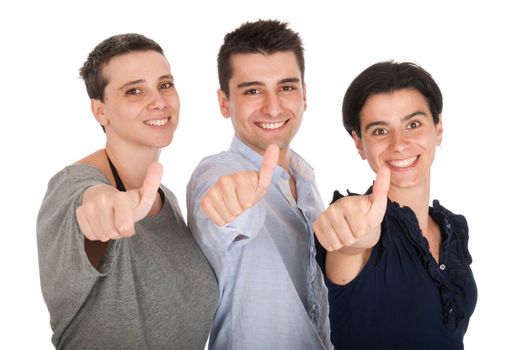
[{"x1": 37, "y1": 33, "x2": 218, "y2": 349}]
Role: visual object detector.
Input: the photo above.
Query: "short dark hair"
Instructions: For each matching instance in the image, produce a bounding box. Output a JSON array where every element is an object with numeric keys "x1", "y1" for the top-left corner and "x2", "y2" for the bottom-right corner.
[
  {"x1": 79, "y1": 33, "x2": 164, "y2": 101},
  {"x1": 217, "y1": 20, "x2": 305, "y2": 96},
  {"x1": 342, "y1": 61, "x2": 443, "y2": 138}
]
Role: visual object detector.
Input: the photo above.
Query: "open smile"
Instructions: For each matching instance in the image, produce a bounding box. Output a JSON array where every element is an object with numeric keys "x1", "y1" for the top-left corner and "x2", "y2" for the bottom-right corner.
[
  {"x1": 144, "y1": 117, "x2": 170, "y2": 127},
  {"x1": 255, "y1": 120, "x2": 288, "y2": 130},
  {"x1": 386, "y1": 156, "x2": 419, "y2": 169}
]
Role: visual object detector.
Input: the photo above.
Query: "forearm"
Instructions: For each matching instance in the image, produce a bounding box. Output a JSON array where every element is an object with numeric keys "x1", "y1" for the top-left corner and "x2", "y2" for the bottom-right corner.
[{"x1": 325, "y1": 248, "x2": 371, "y2": 285}]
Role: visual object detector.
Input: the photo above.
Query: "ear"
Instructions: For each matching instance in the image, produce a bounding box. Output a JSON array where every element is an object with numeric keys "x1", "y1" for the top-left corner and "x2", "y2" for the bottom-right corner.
[
  {"x1": 217, "y1": 89, "x2": 230, "y2": 119},
  {"x1": 91, "y1": 99, "x2": 108, "y2": 126},
  {"x1": 436, "y1": 113, "x2": 444, "y2": 146},
  {"x1": 352, "y1": 130, "x2": 367, "y2": 160},
  {"x1": 302, "y1": 82, "x2": 307, "y2": 111}
]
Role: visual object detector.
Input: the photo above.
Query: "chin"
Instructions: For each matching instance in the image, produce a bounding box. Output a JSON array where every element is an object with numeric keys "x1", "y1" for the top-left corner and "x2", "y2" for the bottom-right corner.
[{"x1": 154, "y1": 136, "x2": 174, "y2": 149}]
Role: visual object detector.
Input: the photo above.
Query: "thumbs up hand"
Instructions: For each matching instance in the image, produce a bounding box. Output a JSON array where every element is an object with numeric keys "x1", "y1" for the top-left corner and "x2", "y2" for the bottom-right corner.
[
  {"x1": 313, "y1": 166, "x2": 391, "y2": 254},
  {"x1": 200, "y1": 144, "x2": 279, "y2": 226},
  {"x1": 76, "y1": 162, "x2": 163, "y2": 242}
]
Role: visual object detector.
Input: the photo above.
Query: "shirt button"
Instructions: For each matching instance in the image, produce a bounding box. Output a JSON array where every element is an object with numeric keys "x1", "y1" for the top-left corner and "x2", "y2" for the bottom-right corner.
[
  {"x1": 311, "y1": 304, "x2": 317, "y2": 311},
  {"x1": 440, "y1": 264, "x2": 446, "y2": 271},
  {"x1": 446, "y1": 223, "x2": 451, "y2": 229},
  {"x1": 311, "y1": 274, "x2": 316, "y2": 282}
]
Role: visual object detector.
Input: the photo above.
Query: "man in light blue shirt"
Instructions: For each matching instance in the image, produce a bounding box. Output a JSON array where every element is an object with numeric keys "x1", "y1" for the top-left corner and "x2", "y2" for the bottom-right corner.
[{"x1": 187, "y1": 20, "x2": 332, "y2": 349}]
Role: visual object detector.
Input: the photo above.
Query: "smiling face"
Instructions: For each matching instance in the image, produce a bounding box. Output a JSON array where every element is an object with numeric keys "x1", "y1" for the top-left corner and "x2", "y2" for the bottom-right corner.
[
  {"x1": 218, "y1": 51, "x2": 306, "y2": 165},
  {"x1": 353, "y1": 88, "x2": 443, "y2": 191},
  {"x1": 92, "y1": 50, "x2": 179, "y2": 151}
]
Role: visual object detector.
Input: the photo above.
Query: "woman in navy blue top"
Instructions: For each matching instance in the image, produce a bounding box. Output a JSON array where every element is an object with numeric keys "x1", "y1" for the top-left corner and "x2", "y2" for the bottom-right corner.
[{"x1": 313, "y1": 61, "x2": 477, "y2": 350}]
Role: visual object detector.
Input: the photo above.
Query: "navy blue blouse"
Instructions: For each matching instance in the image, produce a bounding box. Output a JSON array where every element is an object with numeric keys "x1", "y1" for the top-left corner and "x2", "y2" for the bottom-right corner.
[{"x1": 316, "y1": 189, "x2": 477, "y2": 350}]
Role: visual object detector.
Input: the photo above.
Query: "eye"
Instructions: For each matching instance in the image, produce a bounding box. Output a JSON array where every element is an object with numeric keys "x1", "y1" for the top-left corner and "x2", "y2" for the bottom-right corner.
[
  {"x1": 160, "y1": 82, "x2": 174, "y2": 89},
  {"x1": 407, "y1": 121, "x2": 422, "y2": 129},
  {"x1": 281, "y1": 85, "x2": 296, "y2": 92},
  {"x1": 372, "y1": 128, "x2": 388, "y2": 136},
  {"x1": 126, "y1": 88, "x2": 143, "y2": 95},
  {"x1": 244, "y1": 88, "x2": 259, "y2": 95}
]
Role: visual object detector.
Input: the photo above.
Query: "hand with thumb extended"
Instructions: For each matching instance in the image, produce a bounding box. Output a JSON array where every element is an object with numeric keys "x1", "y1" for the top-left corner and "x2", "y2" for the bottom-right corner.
[
  {"x1": 200, "y1": 144, "x2": 279, "y2": 226},
  {"x1": 76, "y1": 162, "x2": 163, "y2": 242},
  {"x1": 313, "y1": 166, "x2": 390, "y2": 254}
]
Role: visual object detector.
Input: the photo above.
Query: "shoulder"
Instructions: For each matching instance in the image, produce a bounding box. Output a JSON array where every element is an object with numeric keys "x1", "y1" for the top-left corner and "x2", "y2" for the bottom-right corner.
[
  {"x1": 188, "y1": 151, "x2": 254, "y2": 191},
  {"x1": 432, "y1": 200, "x2": 468, "y2": 235},
  {"x1": 48, "y1": 163, "x2": 109, "y2": 189},
  {"x1": 39, "y1": 164, "x2": 110, "y2": 217},
  {"x1": 289, "y1": 149, "x2": 314, "y2": 170},
  {"x1": 193, "y1": 150, "x2": 253, "y2": 173},
  {"x1": 159, "y1": 184, "x2": 186, "y2": 219},
  {"x1": 329, "y1": 189, "x2": 362, "y2": 205}
]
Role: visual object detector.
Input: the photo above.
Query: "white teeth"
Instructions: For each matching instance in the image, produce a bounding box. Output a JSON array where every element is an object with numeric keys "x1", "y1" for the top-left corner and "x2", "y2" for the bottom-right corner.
[
  {"x1": 145, "y1": 118, "x2": 169, "y2": 126},
  {"x1": 258, "y1": 121, "x2": 285, "y2": 130},
  {"x1": 388, "y1": 156, "x2": 418, "y2": 168}
]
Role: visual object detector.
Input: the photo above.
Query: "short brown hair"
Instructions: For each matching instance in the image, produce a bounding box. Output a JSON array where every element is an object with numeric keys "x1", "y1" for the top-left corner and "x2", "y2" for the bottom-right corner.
[
  {"x1": 217, "y1": 20, "x2": 305, "y2": 97},
  {"x1": 79, "y1": 33, "x2": 164, "y2": 101}
]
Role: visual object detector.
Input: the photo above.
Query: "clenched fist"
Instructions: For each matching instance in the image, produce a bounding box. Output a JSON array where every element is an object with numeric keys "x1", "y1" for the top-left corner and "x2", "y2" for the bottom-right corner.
[
  {"x1": 76, "y1": 162, "x2": 163, "y2": 242},
  {"x1": 200, "y1": 144, "x2": 279, "y2": 226}
]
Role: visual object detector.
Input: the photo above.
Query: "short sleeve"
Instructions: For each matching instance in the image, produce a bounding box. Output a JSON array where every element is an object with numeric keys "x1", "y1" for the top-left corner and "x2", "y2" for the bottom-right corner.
[{"x1": 36, "y1": 165, "x2": 121, "y2": 329}]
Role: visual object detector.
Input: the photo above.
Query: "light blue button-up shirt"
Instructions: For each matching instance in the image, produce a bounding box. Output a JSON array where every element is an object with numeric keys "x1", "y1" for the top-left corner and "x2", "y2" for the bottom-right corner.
[{"x1": 187, "y1": 136, "x2": 332, "y2": 350}]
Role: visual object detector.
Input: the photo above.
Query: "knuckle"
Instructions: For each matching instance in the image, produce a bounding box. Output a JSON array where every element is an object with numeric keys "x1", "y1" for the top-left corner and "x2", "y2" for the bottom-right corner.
[
  {"x1": 343, "y1": 237, "x2": 354, "y2": 246},
  {"x1": 218, "y1": 175, "x2": 233, "y2": 188},
  {"x1": 119, "y1": 226, "x2": 133, "y2": 236},
  {"x1": 225, "y1": 212, "x2": 236, "y2": 223},
  {"x1": 200, "y1": 197, "x2": 210, "y2": 209},
  {"x1": 355, "y1": 228, "x2": 367, "y2": 238},
  {"x1": 240, "y1": 200, "x2": 253, "y2": 210}
]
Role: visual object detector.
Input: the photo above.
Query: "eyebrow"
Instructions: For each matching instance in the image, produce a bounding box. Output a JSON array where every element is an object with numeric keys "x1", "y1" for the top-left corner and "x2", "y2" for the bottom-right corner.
[
  {"x1": 118, "y1": 74, "x2": 174, "y2": 90},
  {"x1": 158, "y1": 74, "x2": 174, "y2": 81},
  {"x1": 119, "y1": 79, "x2": 145, "y2": 90},
  {"x1": 236, "y1": 77, "x2": 301, "y2": 89},
  {"x1": 364, "y1": 110, "x2": 428, "y2": 132}
]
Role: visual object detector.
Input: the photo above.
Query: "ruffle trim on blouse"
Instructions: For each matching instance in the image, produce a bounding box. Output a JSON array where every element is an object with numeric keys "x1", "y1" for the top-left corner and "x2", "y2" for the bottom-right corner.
[{"x1": 387, "y1": 199, "x2": 471, "y2": 330}]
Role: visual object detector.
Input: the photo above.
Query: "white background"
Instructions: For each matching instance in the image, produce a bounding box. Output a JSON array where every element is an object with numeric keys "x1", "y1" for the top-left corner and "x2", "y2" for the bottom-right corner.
[{"x1": 1, "y1": 0, "x2": 525, "y2": 348}]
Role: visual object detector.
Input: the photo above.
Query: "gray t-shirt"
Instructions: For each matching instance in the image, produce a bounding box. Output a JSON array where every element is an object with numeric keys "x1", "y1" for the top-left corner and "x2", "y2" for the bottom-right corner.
[{"x1": 37, "y1": 164, "x2": 218, "y2": 349}]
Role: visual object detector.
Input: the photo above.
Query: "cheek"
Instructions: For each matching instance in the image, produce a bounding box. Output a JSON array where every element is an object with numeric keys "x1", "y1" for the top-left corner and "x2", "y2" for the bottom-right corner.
[
  {"x1": 427, "y1": 141, "x2": 437, "y2": 162},
  {"x1": 292, "y1": 113, "x2": 303, "y2": 130},
  {"x1": 422, "y1": 133, "x2": 439, "y2": 154},
  {"x1": 231, "y1": 100, "x2": 253, "y2": 121},
  {"x1": 362, "y1": 141, "x2": 384, "y2": 161},
  {"x1": 169, "y1": 95, "x2": 180, "y2": 111},
  {"x1": 292, "y1": 100, "x2": 306, "y2": 116}
]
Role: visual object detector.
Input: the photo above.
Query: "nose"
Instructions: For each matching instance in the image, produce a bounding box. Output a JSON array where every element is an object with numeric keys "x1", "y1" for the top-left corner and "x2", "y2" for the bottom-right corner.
[
  {"x1": 147, "y1": 89, "x2": 167, "y2": 110},
  {"x1": 261, "y1": 92, "x2": 284, "y2": 118},
  {"x1": 390, "y1": 131, "x2": 409, "y2": 153}
]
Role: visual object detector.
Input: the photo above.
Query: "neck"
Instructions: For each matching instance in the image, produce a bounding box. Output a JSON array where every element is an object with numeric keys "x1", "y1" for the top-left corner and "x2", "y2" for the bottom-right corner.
[
  {"x1": 105, "y1": 141, "x2": 160, "y2": 189},
  {"x1": 278, "y1": 147, "x2": 291, "y2": 171},
  {"x1": 388, "y1": 177, "x2": 431, "y2": 234}
]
